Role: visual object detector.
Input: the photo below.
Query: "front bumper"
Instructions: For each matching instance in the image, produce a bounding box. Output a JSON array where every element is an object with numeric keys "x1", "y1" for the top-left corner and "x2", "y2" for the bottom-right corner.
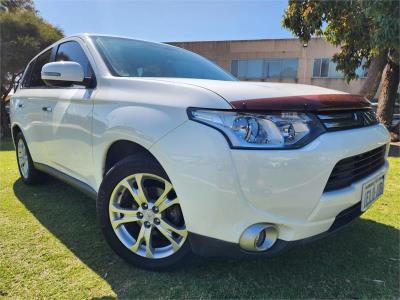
[
  {"x1": 188, "y1": 201, "x2": 365, "y2": 257},
  {"x1": 150, "y1": 121, "x2": 390, "y2": 254}
]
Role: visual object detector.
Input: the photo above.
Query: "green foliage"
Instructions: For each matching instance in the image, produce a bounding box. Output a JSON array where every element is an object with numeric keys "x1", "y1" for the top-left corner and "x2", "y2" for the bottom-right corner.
[
  {"x1": 0, "y1": 9, "x2": 63, "y2": 96},
  {"x1": 282, "y1": 0, "x2": 400, "y2": 81},
  {"x1": 0, "y1": 0, "x2": 35, "y2": 11}
]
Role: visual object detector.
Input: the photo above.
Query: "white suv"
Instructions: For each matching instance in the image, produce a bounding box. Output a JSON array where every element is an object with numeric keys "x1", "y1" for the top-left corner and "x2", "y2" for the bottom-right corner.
[{"x1": 11, "y1": 34, "x2": 390, "y2": 270}]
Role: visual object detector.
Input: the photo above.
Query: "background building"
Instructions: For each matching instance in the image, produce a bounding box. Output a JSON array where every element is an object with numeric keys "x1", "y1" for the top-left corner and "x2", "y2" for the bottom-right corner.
[{"x1": 169, "y1": 38, "x2": 368, "y2": 95}]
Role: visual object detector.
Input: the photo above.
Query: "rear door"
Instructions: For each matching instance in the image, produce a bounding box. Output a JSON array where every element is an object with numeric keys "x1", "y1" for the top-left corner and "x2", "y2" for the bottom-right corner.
[
  {"x1": 12, "y1": 48, "x2": 56, "y2": 164},
  {"x1": 45, "y1": 39, "x2": 96, "y2": 187}
]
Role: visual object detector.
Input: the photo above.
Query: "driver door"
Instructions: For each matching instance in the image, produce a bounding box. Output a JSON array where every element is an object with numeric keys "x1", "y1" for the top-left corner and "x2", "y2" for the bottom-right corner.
[{"x1": 45, "y1": 40, "x2": 96, "y2": 188}]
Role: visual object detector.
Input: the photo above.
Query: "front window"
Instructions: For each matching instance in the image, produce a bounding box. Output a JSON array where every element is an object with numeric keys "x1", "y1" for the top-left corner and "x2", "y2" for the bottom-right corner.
[
  {"x1": 56, "y1": 41, "x2": 93, "y2": 78},
  {"x1": 91, "y1": 36, "x2": 235, "y2": 81}
]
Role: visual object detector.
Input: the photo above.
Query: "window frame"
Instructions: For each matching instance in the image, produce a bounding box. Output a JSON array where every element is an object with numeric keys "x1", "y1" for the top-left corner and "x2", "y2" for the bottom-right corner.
[
  {"x1": 20, "y1": 60, "x2": 35, "y2": 88},
  {"x1": 91, "y1": 35, "x2": 236, "y2": 81},
  {"x1": 21, "y1": 47, "x2": 56, "y2": 89},
  {"x1": 21, "y1": 38, "x2": 97, "y2": 90},
  {"x1": 312, "y1": 58, "x2": 367, "y2": 79},
  {"x1": 231, "y1": 58, "x2": 299, "y2": 80},
  {"x1": 55, "y1": 41, "x2": 96, "y2": 84},
  {"x1": 312, "y1": 58, "x2": 337, "y2": 78}
]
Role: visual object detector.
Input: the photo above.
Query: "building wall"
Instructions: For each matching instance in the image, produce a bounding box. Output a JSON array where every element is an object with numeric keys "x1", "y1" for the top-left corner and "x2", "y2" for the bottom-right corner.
[{"x1": 169, "y1": 38, "x2": 366, "y2": 95}]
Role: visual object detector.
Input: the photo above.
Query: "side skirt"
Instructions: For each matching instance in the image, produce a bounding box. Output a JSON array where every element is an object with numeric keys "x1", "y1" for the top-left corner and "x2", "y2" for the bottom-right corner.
[{"x1": 34, "y1": 162, "x2": 97, "y2": 200}]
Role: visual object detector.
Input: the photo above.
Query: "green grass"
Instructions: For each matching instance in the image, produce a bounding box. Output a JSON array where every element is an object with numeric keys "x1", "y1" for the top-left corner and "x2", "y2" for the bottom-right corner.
[{"x1": 0, "y1": 138, "x2": 399, "y2": 299}]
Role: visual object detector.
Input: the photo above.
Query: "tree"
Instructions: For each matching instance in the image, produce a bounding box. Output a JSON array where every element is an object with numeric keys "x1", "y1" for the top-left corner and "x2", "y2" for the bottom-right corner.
[
  {"x1": 359, "y1": 51, "x2": 387, "y2": 100},
  {"x1": 0, "y1": 7, "x2": 63, "y2": 137},
  {"x1": 282, "y1": 0, "x2": 400, "y2": 131},
  {"x1": 377, "y1": 51, "x2": 399, "y2": 128},
  {"x1": 0, "y1": 0, "x2": 35, "y2": 11}
]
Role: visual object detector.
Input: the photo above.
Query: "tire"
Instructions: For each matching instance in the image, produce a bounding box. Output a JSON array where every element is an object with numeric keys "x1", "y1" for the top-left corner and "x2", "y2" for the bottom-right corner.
[
  {"x1": 97, "y1": 154, "x2": 191, "y2": 270},
  {"x1": 14, "y1": 131, "x2": 46, "y2": 185}
]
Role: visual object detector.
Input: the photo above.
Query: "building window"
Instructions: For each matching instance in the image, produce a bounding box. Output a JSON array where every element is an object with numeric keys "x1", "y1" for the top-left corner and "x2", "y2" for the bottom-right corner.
[
  {"x1": 231, "y1": 59, "x2": 264, "y2": 79},
  {"x1": 356, "y1": 61, "x2": 368, "y2": 78},
  {"x1": 231, "y1": 58, "x2": 298, "y2": 79},
  {"x1": 313, "y1": 58, "x2": 367, "y2": 78},
  {"x1": 273, "y1": 59, "x2": 298, "y2": 79}
]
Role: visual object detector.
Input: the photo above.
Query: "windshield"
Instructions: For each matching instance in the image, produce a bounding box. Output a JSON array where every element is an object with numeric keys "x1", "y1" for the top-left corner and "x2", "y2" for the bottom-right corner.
[{"x1": 92, "y1": 36, "x2": 236, "y2": 81}]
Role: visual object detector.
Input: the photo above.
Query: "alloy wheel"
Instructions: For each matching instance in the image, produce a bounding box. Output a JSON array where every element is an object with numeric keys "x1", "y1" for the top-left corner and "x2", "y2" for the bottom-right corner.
[
  {"x1": 17, "y1": 139, "x2": 29, "y2": 178},
  {"x1": 109, "y1": 173, "x2": 187, "y2": 259}
]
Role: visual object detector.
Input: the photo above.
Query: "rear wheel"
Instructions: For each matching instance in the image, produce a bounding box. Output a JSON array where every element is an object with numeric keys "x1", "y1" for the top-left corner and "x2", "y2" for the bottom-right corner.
[
  {"x1": 15, "y1": 132, "x2": 46, "y2": 184},
  {"x1": 97, "y1": 154, "x2": 191, "y2": 270}
]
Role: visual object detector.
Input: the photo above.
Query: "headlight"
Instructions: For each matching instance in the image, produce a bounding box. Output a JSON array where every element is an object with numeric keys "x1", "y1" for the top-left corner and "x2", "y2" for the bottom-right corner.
[{"x1": 188, "y1": 108, "x2": 325, "y2": 149}]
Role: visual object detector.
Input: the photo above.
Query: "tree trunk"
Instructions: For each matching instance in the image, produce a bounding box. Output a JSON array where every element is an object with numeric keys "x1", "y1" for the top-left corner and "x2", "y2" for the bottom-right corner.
[
  {"x1": 0, "y1": 73, "x2": 19, "y2": 139},
  {"x1": 359, "y1": 51, "x2": 388, "y2": 100},
  {"x1": 377, "y1": 59, "x2": 400, "y2": 129},
  {"x1": 0, "y1": 98, "x2": 11, "y2": 138}
]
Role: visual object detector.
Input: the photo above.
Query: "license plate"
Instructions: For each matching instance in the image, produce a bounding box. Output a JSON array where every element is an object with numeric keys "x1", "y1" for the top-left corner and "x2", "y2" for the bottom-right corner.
[{"x1": 361, "y1": 175, "x2": 384, "y2": 211}]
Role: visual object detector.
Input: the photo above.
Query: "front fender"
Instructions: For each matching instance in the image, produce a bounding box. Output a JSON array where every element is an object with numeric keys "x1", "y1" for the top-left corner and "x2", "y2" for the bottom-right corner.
[{"x1": 92, "y1": 102, "x2": 188, "y2": 189}]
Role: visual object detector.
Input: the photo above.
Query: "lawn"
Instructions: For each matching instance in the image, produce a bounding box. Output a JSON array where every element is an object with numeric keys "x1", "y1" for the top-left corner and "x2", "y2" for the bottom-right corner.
[{"x1": 0, "y1": 138, "x2": 399, "y2": 299}]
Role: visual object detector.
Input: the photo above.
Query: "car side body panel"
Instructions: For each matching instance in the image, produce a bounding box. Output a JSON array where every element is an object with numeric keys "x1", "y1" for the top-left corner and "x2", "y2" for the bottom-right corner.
[
  {"x1": 45, "y1": 88, "x2": 95, "y2": 186},
  {"x1": 91, "y1": 77, "x2": 232, "y2": 190},
  {"x1": 10, "y1": 88, "x2": 61, "y2": 163}
]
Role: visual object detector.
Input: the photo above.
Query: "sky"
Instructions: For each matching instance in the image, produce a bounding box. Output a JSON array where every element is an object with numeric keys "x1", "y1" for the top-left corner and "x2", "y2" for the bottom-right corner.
[{"x1": 34, "y1": 0, "x2": 293, "y2": 42}]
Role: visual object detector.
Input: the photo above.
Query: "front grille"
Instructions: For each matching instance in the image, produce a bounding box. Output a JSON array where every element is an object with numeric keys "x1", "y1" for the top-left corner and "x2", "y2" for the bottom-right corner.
[
  {"x1": 324, "y1": 146, "x2": 386, "y2": 192},
  {"x1": 317, "y1": 110, "x2": 378, "y2": 131}
]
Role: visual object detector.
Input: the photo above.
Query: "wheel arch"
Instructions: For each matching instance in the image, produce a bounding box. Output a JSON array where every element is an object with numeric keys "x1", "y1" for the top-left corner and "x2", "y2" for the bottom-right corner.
[
  {"x1": 11, "y1": 123, "x2": 23, "y2": 146},
  {"x1": 103, "y1": 139, "x2": 161, "y2": 177}
]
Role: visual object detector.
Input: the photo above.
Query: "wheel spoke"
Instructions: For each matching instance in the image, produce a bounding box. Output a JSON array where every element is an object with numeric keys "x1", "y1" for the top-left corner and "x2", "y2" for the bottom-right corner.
[
  {"x1": 153, "y1": 182, "x2": 176, "y2": 212},
  {"x1": 121, "y1": 175, "x2": 147, "y2": 206},
  {"x1": 144, "y1": 227, "x2": 154, "y2": 258},
  {"x1": 158, "y1": 197, "x2": 179, "y2": 213},
  {"x1": 111, "y1": 215, "x2": 139, "y2": 229},
  {"x1": 133, "y1": 174, "x2": 147, "y2": 205},
  {"x1": 120, "y1": 179, "x2": 139, "y2": 203},
  {"x1": 153, "y1": 181, "x2": 173, "y2": 206},
  {"x1": 131, "y1": 225, "x2": 145, "y2": 252},
  {"x1": 110, "y1": 173, "x2": 187, "y2": 258},
  {"x1": 159, "y1": 219, "x2": 187, "y2": 238},
  {"x1": 110, "y1": 203, "x2": 138, "y2": 216},
  {"x1": 18, "y1": 143, "x2": 23, "y2": 154},
  {"x1": 157, "y1": 224, "x2": 180, "y2": 251}
]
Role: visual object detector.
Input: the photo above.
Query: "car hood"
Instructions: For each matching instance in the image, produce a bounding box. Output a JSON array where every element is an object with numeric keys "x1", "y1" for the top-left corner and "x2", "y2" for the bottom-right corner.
[{"x1": 149, "y1": 78, "x2": 370, "y2": 111}]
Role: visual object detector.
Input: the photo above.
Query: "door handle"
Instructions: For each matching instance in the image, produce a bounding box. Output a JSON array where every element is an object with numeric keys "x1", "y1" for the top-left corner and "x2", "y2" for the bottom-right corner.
[{"x1": 42, "y1": 106, "x2": 52, "y2": 112}]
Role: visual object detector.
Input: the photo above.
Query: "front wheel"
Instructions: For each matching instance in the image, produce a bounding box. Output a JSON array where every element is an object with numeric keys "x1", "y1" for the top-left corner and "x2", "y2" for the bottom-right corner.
[{"x1": 97, "y1": 154, "x2": 191, "y2": 270}]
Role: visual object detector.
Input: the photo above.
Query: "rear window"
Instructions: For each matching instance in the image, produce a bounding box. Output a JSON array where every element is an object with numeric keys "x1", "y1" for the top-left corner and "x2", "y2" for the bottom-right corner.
[{"x1": 21, "y1": 61, "x2": 34, "y2": 88}]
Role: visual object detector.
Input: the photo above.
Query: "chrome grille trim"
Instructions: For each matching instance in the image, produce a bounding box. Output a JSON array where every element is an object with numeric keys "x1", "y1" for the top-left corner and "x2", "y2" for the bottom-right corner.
[{"x1": 317, "y1": 110, "x2": 378, "y2": 131}]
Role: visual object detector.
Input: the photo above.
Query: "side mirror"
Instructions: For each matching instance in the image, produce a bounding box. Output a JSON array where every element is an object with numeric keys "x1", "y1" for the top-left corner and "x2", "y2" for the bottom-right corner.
[{"x1": 41, "y1": 61, "x2": 84, "y2": 84}]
